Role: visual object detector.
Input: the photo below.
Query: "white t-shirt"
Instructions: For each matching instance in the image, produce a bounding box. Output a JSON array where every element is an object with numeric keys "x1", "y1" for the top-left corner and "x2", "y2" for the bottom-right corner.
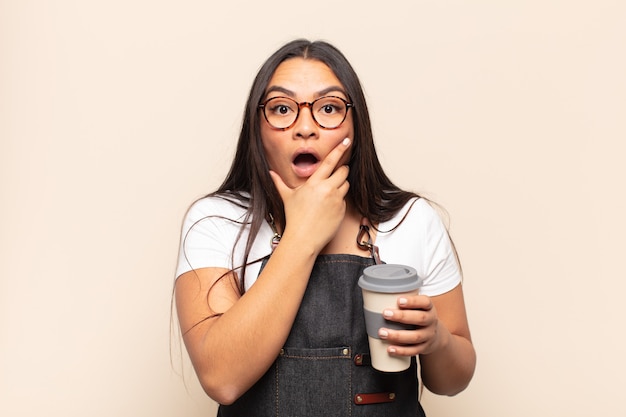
[{"x1": 176, "y1": 196, "x2": 461, "y2": 296}]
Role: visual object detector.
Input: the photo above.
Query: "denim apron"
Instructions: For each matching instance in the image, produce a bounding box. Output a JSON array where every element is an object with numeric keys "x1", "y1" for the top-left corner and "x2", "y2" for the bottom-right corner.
[{"x1": 218, "y1": 254, "x2": 426, "y2": 417}]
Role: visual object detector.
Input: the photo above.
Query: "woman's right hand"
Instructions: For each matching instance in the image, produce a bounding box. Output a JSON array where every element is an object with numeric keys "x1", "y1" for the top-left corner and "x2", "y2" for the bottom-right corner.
[{"x1": 269, "y1": 138, "x2": 352, "y2": 254}]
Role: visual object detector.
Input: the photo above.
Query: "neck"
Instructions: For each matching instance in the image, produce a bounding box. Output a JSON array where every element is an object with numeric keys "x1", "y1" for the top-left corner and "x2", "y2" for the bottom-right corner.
[{"x1": 320, "y1": 204, "x2": 375, "y2": 257}]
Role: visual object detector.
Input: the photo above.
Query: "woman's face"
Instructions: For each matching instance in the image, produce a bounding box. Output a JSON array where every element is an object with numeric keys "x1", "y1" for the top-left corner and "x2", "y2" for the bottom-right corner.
[{"x1": 260, "y1": 58, "x2": 354, "y2": 189}]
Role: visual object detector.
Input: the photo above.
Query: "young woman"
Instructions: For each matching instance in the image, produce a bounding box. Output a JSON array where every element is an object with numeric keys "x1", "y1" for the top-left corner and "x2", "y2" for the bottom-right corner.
[{"x1": 175, "y1": 39, "x2": 476, "y2": 416}]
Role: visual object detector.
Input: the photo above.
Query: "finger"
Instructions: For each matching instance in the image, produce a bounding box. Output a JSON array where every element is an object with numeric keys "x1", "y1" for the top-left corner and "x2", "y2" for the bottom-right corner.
[
  {"x1": 337, "y1": 176, "x2": 350, "y2": 195},
  {"x1": 311, "y1": 137, "x2": 351, "y2": 180},
  {"x1": 269, "y1": 170, "x2": 292, "y2": 200},
  {"x1": 383, "y1": 308, "x2": 434, "y2": 327},
  {"x1": 386, "y1": 343, "x2": 426, "y2": 357},
  {"x1": 379, "y1": 327, "x2": 433, "y2": 346},
  {"x1": 326, "y1": 164, "x2": 350, "y2": 190},
  {"x1": 397, "y1": 295, "x2": 433, "y2": 311}
]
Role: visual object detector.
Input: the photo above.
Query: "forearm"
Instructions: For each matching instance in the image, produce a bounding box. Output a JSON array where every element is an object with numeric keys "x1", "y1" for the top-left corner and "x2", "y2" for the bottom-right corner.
[
  {"x1": 419, "y1": 323, "x2": 476, "y2": 396},
  {"x1": 184, "y1": 236, "x2": 318, "y2": 404}
]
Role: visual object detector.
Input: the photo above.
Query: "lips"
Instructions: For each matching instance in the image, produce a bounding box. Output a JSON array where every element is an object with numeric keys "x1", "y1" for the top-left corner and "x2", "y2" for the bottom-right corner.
[{"x1": 292, "y1": 150, "x2": 320, "y2": 177}]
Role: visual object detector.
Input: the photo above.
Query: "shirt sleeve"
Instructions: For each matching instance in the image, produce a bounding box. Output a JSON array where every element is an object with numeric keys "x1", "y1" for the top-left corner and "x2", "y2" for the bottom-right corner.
[
  {"x1": 376, "y1": 198, "x2": 462, "y2": 297},
  {"x1": 175, "y1": 197, "x2": 243, "y2": 278}
]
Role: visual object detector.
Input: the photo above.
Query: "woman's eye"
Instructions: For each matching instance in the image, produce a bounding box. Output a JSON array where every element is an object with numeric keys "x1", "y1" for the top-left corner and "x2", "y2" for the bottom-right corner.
[
  {"x1": 270, "y1": 103, "x2": 294, "y2": 115},
  {"x1": 321, "y1": 104, "x2": 336, "y2": 114},
  {"x1": 315, "y1": 97, "x2": 344, "y2": 115}
]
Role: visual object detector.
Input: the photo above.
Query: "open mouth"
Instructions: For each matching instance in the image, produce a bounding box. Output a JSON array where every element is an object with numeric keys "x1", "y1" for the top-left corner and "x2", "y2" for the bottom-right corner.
[
  {"x1": 293, "y1": 153, "x2": 319, "y2": 168},
  {"x1": 292, "y1": 152, "x2": 320, "y2": 177}
]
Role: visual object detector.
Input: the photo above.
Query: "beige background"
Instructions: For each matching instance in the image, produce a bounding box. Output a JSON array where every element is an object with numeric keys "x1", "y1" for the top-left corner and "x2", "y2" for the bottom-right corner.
[{"x1": 1, "y1": 1, "x2": 624, "y2": 416}]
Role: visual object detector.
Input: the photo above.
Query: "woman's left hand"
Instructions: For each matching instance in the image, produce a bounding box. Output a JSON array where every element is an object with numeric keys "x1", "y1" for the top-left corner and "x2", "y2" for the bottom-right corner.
[{"x1": 377, "y1": 295, "x2": 449, "y2": 357}]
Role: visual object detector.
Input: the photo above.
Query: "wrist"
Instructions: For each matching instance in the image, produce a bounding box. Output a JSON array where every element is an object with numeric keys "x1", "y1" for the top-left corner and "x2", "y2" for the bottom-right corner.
[{"x1": 275, "y1": 231, "x2": 320, "y2": 259}]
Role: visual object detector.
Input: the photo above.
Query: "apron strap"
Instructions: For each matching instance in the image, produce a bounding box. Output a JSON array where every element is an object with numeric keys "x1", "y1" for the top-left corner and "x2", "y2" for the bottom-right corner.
[{"x1": 357, "y1": 218, "x2": 382, "y2": 264}]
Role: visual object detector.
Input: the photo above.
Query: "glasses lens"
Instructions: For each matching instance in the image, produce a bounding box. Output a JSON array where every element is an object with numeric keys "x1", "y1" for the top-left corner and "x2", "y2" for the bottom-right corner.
[
  {"x1": 263, "y1": 97, "x2": 298, "y2": 129},
  {"x1": 312, "y1": 96, "x2": 348, "y2": 129}
]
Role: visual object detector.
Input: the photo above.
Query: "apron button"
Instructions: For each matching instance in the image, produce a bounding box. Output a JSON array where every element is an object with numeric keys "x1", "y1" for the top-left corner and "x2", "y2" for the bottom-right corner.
[
  {"x1": 355, "y1": 395, "x2": 363, "y2": 404},
  {"x1": 353, "y1": 353, "x2": 370, "y2": 366},
  {"x1": 342, "y1": 348, "x2": 349, "y2": 356}
]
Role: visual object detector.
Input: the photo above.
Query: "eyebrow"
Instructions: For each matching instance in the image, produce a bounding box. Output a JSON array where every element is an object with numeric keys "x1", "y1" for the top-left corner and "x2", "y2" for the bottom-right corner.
[{"x1": 264, "y1": 85, "x2": 348, "y2": 99}]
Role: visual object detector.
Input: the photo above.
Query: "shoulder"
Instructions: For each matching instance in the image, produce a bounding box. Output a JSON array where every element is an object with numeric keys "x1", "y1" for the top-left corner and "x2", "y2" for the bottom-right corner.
[
  {"x1": 176, "y1": 193, "x2": 264, "y2": 279},
  {"x1": 379, "y1": 197, "x2": 442, "y2": 233},
  {"x1": 376, "y1": 197, "x2": 460, "y2": 296},
  {"x1": 184, "y1": 194, "x2": 250, "y2": 224}
]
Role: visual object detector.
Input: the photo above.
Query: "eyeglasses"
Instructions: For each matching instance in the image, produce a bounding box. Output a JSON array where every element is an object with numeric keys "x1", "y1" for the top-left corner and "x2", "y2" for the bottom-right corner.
[{"x1": 259, "y1": 96, "x2": 353, "y2": 131}]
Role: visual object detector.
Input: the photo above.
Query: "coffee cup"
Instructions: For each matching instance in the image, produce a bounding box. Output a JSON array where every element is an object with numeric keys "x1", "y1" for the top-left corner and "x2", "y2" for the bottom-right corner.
[{"x1": 358, "y1": 264, "x2": 423, "y2": 372}]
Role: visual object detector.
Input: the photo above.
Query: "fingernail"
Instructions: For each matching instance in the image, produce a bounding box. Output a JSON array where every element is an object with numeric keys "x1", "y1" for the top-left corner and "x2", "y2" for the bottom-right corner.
[
  {"x1": 383, "y1": 309, "x2": 393, "y2": 318},
  {"x1": 342, "y1": 138, "x2": 351, "y2": 146},
  {"x1": 379, "y1": 329, "x2": 389, "y2": 338},
  {"x1": 388, "y1": 347, "x2": 397, "y2": 354},
  {"x1": 398, "y1": 298, "x2": 408, "y2": 306}
]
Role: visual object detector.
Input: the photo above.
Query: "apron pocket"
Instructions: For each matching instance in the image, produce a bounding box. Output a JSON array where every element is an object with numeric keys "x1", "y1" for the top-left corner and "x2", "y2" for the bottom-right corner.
[{"x1": 277, "y1": 346, "x2": 352, "y2": 417}]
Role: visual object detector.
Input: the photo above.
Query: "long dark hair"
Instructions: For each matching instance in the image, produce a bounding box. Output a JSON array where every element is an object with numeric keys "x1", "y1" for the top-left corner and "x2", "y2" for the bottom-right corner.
[{"x1": 208, "y1": 39, "x2": 419, "y2": 291}]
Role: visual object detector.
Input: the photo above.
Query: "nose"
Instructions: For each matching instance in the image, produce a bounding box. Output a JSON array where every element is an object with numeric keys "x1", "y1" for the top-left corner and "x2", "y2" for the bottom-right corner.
[{"x1": 293, "y1": 105, "x2": 318, "y2": 139}]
